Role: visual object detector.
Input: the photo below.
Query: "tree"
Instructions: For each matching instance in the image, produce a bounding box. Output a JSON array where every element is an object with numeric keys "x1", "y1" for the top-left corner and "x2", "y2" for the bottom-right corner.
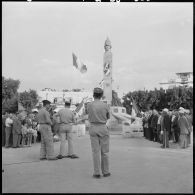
[
  {"x1": 122, "y1": 86, "x2": 193, "y2": 113},
  {"x1": 2, "y1": 76, "x2": 20, "y2": 113},
  {"x1": 19, "y1": 89, "x2": 39, "y2": 112}
]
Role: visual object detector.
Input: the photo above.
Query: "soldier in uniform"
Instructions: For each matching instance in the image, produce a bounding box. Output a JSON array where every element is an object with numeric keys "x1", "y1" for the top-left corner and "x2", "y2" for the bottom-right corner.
[
  {"x1": 86, "y1": 87, "x2": 111, "y2": 178},
  {"x1": 37, "y1": 100, "x2": 58, "y2": 160},
  {"x1": 56, "y1": 99, "x2": 79, "y2": 159}
]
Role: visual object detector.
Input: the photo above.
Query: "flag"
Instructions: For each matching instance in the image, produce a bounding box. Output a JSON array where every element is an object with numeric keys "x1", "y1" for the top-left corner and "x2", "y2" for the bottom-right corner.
[
  {"x1": 99, "y1": 79, "x2": 104, "y2": 88},
  {"x1": 72, "y1": 53, "x2": 87, "y2": 73},
  {"x1": 131, "y1": 107, "x2": 136, "y2": 117},
  {"x1": 131, "y1": 98, "x2": 140, "y2": 115},
  {"x1": 104, "y1": 62, "x2": 110, "y2": 76}
]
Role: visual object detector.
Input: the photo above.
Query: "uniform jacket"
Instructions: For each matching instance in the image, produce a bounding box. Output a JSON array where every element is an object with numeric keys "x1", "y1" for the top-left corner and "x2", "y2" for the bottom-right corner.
[
  {"x1": 37, "y1": 107, "x2": 52, "y2": 126},
  {"x1": 87, "y1": 100, "x2": 110, "y2": 124}
]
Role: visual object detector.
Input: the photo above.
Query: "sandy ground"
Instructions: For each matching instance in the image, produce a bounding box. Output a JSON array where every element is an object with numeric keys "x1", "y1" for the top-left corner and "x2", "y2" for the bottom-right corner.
[{"x1": 2, "y1": 131, "x2": 193, "y2": 193}]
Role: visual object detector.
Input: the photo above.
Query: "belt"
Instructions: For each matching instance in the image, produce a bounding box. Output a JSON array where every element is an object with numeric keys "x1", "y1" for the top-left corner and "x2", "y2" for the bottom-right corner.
[
  {"x1": 39, "y1": 123, "x2": 50, "y2": 125},
  {"x1": 59, "y1": 122, "x2": 73, "y2": 125},
  {"x1": 90, "y1": 122, "x2": 106, "y2": 125}
]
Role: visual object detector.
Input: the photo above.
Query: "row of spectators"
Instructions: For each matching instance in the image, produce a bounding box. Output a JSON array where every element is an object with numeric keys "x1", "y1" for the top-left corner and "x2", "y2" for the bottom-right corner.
[
  {"x1": 2, "y1": 111, "x2": 39, "y2": 148},
  {"x1": 142, "y1": 107, "x2": 193, "y2": 149}
]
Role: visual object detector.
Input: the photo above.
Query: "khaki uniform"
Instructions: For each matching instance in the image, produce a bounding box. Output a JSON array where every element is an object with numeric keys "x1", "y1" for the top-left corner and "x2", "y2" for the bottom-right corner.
[
  {"x1": 57, "y1": 108, "x2": 75, "y2": 156},
  {"x1": 37, "y1": 107, "x2": 55, "y2": 159},
  {"x1": 87, "y1": 100, "x2": 110, "y2": 175}
]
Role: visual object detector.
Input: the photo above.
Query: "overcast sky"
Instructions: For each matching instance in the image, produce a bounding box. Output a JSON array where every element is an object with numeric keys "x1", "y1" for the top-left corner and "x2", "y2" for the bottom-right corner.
[{"x1": 2, "y1": 2, "x2": 193, "y2": 95}]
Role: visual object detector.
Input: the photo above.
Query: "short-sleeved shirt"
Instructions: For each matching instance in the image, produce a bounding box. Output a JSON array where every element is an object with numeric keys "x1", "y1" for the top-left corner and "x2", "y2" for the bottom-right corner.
[
  {"x1": 5, "y1": 117, "x2": 13, "y2": 127},
  {"x1": 57, "y1": 108, "x2": 75, "y2": 124},
  {"x1": 37, "y1": 107, "x2": 52, "y2": 125},
  {"x1": 87, "y1": 100, "x2": 110, "y2": 124}
]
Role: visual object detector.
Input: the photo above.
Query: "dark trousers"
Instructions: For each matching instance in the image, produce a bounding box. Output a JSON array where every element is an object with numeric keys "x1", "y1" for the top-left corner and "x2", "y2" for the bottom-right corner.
[
  {"x1": 156, "y1": 125, "x2": 161, "y2": 143},
  {"x1": 148, "y1": 127, "x2": 154, "y2": 141},
  {"x1": 13, "y1": 133, "x2": 22, "y2": 147},
  {"x1": 175, "y1": 130, "x2": 180, "y2": 143},
  {"x1": 2, "y1": 126, "x2": 6, "y2": 146},
  {"x1": 153, "y1": 128, "x2": 158, "y2": 142},
  {"x1": 5, "y1": 127, "x2": 12, "y2": 147},
  {"x1": 143, "y1": 127, "x2": 146, "y2": 137},
  {"x1": 145, "y1": 128, "x2": 149, "y2": 139}
]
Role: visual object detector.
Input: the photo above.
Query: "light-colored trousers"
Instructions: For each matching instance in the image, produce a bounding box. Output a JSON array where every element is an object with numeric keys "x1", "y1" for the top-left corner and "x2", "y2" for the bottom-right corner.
[
  {"x1": 59, "y1": 124, "x2": 74, "y2": 156},
  {"x1": 89, "y1": 123, "x2": 110, "y2": 175},
  {"x1": 39, "y1": 124, "x2": 55, "y2": 159},
  {"x1": 179, "y1": 134, "x2": 188, "y2": 148}
]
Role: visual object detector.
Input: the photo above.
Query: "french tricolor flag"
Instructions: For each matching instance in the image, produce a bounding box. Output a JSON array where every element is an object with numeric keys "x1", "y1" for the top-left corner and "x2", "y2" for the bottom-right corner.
[{"x1": 72, "y1": 53, "x2": 87, "y2": 74}]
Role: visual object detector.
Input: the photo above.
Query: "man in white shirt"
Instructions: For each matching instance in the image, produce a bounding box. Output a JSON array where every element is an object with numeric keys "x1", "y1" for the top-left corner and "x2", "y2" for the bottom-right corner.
[{"x1": 5, "y1": 114, "x2": 13, "y2": 148}]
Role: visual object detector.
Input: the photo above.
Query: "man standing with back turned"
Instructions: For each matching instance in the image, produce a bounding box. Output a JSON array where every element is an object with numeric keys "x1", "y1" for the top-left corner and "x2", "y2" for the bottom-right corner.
[
  {"x1": 56, "y1": 99, "x2": 79, "y2": 159},
  {"x1": 87, "y1": 87, "x2": 111, "y2": 179},
  {"x1": 37, "y1": 100, "x2": 58, "y2": 160}
]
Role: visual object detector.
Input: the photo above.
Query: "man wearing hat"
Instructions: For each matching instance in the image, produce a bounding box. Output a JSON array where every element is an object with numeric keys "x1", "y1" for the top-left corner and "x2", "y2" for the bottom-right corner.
[
  {"x1": 37, "y1": 100, "x2": 58, "y2": 160},
  {"x1": 56, "y1": 99, "x2": 79, "y2": 159},
  {"x1": 86, "y1": 87, "x2": 111, "y2": 178},
  {"x1": 161, "y1": 108, "x2": 171, "y2": 148}
]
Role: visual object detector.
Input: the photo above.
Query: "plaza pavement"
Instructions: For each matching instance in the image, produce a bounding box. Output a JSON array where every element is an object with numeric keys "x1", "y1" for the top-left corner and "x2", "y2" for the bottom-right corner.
[{"x1": 2, "y1": 131, "x2": 193, "y2": 193}]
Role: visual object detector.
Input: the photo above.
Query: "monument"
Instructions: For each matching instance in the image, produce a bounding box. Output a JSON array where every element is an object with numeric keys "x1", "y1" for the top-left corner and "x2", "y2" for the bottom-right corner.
[{"x1": 103, "y1": 37, "x2": 113, "y2": 106}]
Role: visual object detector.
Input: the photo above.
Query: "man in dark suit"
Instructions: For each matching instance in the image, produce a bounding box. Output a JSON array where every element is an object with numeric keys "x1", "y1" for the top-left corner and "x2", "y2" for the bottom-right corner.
[
  {"x1": 148, "y1": 110, "x2": 154, "y2": 141},
  {"x1": 161, "y1": 108, "x2": 171, "y2": 148},
  {"x1": 151, "y1": 109, "x2": 159, "y2": 142}
]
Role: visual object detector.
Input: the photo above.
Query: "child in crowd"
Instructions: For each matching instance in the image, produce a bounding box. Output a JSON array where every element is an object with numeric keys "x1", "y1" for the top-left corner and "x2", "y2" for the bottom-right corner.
[
  {"x1": 21, "y1": 123, "x2": 28, "y2": 147},
  {"x1": 32, "y1": 128, "x2": 37, "y2": 144},
  {"x1": 26, "y1": 127, "x2": 33, "y2": 147},
  {"x1": 32, "y1": 120, "x2": 38, "y2": 144}
]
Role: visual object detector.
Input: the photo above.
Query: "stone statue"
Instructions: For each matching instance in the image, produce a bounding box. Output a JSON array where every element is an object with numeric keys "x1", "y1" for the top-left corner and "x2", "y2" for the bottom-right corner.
[{"x1": 103, "y1": 37, "x2": 112, "y2": 105}]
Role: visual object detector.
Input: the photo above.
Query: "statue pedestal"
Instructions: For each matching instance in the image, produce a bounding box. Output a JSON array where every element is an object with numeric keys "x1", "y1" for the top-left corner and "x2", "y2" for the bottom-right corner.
[{"x1": 76, "y1": 124, "x2": 86, "y2": 136}]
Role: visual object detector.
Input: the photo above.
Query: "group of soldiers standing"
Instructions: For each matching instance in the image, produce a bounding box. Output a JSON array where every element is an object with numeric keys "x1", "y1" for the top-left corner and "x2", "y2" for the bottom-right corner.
[{"x1": 36, "y1": 87, "x2": 111, "y2": 178}]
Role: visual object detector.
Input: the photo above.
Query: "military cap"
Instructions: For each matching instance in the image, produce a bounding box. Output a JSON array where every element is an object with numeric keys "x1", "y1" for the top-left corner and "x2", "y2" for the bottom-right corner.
[
  {"x1": 93, "y1": 87, "x2": 103, "y2": 94},
  {"x1": 42, "y1": 100, "x2": 51, "y2": 105},
  {"x1": 65, "y1": 98, "x2": 71, "y2": 104}
]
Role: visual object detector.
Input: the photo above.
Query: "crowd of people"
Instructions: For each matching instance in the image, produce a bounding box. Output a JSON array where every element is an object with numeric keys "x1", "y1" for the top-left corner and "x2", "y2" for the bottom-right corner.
[
  {"x1": 142, "y1": 107, "x2": 193, "y2": 149},
  {"x1": 2, "y1": 111, "x2": 39, "y2": 148}
]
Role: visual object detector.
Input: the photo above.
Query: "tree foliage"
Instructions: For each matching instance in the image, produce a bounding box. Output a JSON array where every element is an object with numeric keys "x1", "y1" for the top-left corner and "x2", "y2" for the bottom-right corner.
[
  {"x1": 122, "y1": 86, "x2": 193, "y2": 113},
  {"x1": 19, "y1": 89, "x2": 39, "y2": 112},
  {"x1": 2, "y1": 76, "x2": 20, "y2": 113}
]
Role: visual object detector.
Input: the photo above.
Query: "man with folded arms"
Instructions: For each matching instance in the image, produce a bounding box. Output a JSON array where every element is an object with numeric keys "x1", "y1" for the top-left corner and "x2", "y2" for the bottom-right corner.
[{"x1": 37, "y1": 100, "x2": 58, "y2": 160}]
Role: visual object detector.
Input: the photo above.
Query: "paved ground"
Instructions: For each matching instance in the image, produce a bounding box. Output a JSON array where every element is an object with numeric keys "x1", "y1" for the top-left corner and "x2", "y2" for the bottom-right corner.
[{"x1": 2, "y1": 131, "x2": 193, "y2": 193}]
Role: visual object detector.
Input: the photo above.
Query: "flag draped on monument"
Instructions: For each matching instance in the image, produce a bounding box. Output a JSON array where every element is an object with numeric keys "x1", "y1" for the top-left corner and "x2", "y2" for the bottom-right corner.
[{"x1": 72, "y1": 53, "x2": 87, "y2": 73}]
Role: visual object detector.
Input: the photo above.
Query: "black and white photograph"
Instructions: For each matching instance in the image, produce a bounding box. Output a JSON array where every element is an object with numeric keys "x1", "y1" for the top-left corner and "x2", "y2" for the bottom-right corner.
[{"x1": 2, "y1": 1, "x2": 193, "y2": 193}]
